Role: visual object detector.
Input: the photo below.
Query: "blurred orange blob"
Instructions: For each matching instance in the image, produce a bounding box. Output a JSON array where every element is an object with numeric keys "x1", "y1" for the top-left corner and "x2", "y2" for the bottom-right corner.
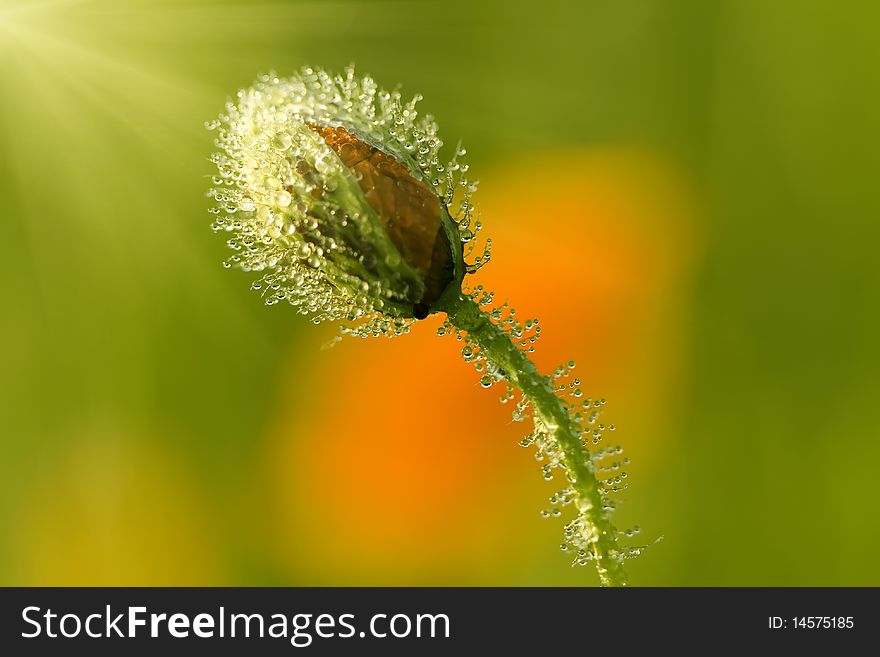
[
  {"x1": 262, "y1": 147, "x2": 700, "y2": 584},
  {"x1": 12, "y1": 425, "x2": 225, "y2": 585}
]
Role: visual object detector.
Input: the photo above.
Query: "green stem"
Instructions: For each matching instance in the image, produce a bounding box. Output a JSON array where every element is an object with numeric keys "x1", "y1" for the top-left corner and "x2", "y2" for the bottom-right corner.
[{"x1": 439, "y1": 292, "x2": 630, "y2": 587}]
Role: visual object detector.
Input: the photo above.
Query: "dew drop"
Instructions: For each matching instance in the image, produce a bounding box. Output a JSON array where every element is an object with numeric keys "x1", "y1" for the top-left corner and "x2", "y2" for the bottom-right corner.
[{"x1": 273, "y1": 132, "x2": 292, "y2": 150}]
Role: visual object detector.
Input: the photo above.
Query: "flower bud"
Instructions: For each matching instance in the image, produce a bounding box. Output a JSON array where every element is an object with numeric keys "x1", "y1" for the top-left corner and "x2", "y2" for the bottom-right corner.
[{"x1": 208, "y1": 66, "x2": 478, "y2": 334}]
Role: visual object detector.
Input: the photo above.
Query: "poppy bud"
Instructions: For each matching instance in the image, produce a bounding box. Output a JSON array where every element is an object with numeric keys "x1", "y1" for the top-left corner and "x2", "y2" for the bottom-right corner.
[
  {"x1": 207, "y1": 67, "x2": 639, "y2": 586},
  {"x1": 208, "y1": 66, "x2": 475, "y2": 333}
]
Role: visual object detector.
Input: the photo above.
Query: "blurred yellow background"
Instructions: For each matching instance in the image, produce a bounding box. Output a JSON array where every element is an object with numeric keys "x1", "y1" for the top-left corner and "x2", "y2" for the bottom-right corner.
[{"x1": 1, "y1": 0, "x2": 878, "y2": 586}]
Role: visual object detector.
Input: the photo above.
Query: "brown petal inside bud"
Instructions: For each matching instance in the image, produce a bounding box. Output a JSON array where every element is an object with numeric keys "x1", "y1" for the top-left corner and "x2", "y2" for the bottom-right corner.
[{"x1": 310, "y1": 124, "x2": 454, "y2": 316}]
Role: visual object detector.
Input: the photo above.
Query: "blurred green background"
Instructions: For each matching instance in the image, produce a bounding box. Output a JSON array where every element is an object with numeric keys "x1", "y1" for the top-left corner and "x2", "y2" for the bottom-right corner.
[{"x1": 1, "y1": 0, "x2": 878, "y2": 586}]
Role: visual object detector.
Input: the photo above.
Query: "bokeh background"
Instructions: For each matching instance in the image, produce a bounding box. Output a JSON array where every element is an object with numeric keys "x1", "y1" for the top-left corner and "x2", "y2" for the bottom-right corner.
[{"x1": 1, "y1": 0, "x2": 878, "y2": 586}]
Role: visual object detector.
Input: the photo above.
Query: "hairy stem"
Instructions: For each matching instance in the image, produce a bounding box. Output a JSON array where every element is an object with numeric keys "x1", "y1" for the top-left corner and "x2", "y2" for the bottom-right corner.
[{"x1": 439, "y1": 292, "x2": 630, "y2": 587}]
